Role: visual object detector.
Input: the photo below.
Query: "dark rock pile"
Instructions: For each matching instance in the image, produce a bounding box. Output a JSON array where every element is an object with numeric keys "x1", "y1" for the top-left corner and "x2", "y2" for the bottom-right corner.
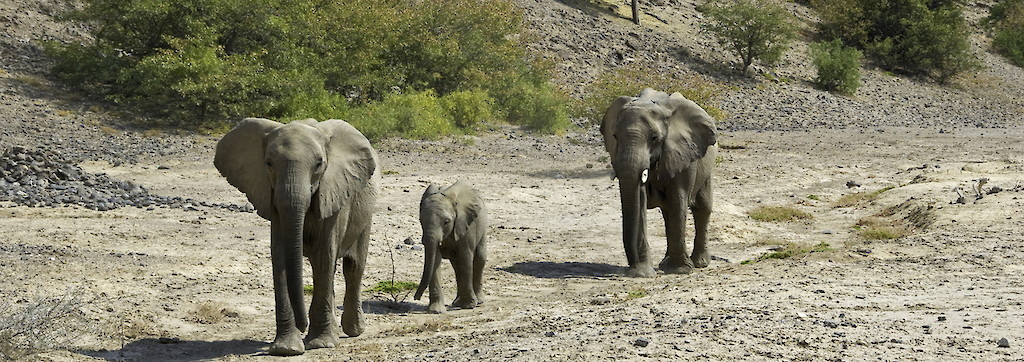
[{"x1": 0, "y1": 146, "x2": 252, "y2": 212}]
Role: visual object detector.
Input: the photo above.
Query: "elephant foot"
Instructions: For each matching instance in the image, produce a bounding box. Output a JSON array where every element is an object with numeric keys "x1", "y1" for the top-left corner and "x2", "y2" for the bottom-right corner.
[
  {"x1": 304, "y1": 332, "x2": 339, "y2": 350},
  {"x1": 452, "y1": 296, "x2": 480, "y2": 310},
  {"x1": 625, "y1": 265, "x2": 656, "y2": 278},
  {"x1": 660, "y1": 257, "x2": 695, "y2": 274},
  {"x1": 426, "y1": 302, "x2": 446, "y2": 314},
  {"x1": 691, "y1": 251, "x2": 710, "y2": 268},
  {"x1": 269, "y1": 333, "x2": 304, "y2": 356},
  {"x1": 341, "y1": 310, "x2": 364, "y2": 337}
]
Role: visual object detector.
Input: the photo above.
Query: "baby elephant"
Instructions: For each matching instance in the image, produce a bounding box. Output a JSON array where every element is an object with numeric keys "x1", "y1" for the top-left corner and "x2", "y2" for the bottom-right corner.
[{"x1": 414, "y1": 181, "x2": 487, "y2": 313}]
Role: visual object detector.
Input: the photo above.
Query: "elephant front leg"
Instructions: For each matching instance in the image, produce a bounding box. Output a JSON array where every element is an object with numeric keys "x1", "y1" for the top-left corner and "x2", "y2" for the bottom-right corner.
[
  {"x1": 659, "y1": 193, "x2": 695, "y2": 274},
  {"x1": 426, "y1": 262, "x2": 446, "y2": 314},
  {"x1": 305, "y1": 252, "x2": 340, "y2": 350},
  {"x1": 340, "y1": 255, "x2": 366, "y2": 337},
  {"x1": 270, "y1": 262, "x2": 304, "y2": 356},
  {"x1": 450, "y1": 250, "x2": 479, "y2": 309}
]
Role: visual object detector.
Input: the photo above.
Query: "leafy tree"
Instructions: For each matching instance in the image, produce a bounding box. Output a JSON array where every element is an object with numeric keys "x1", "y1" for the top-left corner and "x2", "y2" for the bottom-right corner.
[
  {"x1": 813, "y1": 0, "x2": 981, "y2": 83},
  {"x1": 700, "y1": 0, "x2": 798, "y2": 72},
  {"x1": 986, "y1": 0, "x2": 1024, "y2": 67},
  {"x1": 45, "y1": 0, "x2": 569, "y2": 134},
  {"x1": 810, "y1": 39, "x2": 863, "y2": 95}
]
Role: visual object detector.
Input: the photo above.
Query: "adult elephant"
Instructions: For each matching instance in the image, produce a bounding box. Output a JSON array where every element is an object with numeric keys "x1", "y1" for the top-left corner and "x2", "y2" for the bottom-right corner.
[
  {"x1": 600, "y1": 88, "x2": 717, "y2": 278},
  {"x1": 214, "y1": 118, "x2": 379, "y2": 355}
]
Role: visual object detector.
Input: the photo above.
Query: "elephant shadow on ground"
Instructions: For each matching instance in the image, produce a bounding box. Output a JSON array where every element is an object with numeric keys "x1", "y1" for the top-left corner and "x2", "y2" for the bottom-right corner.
[
  {"x1": 82, "y1": 338, "x2": 265, "y2": 361},
  {"x1": 360, "y1": 299, "x2": 421, "y2": 315},
  {"x1": 502, "y1": 261, "x2": 622, "y2": 279}
]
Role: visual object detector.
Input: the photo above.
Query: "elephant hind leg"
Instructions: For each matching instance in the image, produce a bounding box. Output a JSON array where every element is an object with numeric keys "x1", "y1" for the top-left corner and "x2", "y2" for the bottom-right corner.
[
  {"x1": 472, "y1": 240, "x2": 487, "y2": 305},
  {"x1": 690, "y1": 188, "x2": 712, "y2": 268}
]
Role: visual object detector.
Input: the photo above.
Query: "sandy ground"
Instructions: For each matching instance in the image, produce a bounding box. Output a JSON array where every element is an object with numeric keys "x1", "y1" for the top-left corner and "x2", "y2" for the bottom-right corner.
[{"x1": 1, "y1": 125, "x2": 1021, "y2": 361}]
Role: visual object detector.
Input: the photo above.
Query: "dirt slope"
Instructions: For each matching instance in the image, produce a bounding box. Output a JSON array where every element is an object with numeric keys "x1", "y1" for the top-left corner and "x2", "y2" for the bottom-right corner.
[{"x1": 1, "y1": 0, "x2": 1023, "y2": 361}]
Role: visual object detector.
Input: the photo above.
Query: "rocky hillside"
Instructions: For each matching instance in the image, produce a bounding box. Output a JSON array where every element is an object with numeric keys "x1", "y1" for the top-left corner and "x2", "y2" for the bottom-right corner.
[{"x1": 516, "y1": 0, "x2": 1024, "y2": 130}]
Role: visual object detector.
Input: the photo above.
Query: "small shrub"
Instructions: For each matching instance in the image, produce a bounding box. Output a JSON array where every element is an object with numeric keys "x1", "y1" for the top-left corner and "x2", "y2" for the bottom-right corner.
[
  {"x1": 807, "y1": 195, "x2": 822, "y2": 201},
  {"x1": 0, "y1": 293, "x2": 93, "y2": 360},
  {"x1": 700, "y1": 0, "x2": 798, "y2": 72},
  {"x1": 577, "y1": 63, "x2": 726, "y2": 124},
  {"x1": 748, "y1": 206, "x2": 813, "y2": 222},
  {"x1": 810, "y1": 39, "x2": 863, "y2": 94},
  {"x1": 366, "y1": 281, "x2": 419, "y2": 305}
]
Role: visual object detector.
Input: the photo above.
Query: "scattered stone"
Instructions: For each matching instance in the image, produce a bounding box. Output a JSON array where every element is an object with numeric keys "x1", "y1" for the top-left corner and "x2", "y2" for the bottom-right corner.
[
  {"x1": 846, "y1": 180, "x2": 861, "y2": 188},
  {"x1": 403, "y1": 237, "x2": 416, "y2": 245},
  {"x1": 590, "y1": 296, "x2": 612, "y2": 305},
  {"x1": 411, "y1": 245, "x2": 423, "y2": 251},
  {"x1": 0, "y1": 146, "x2": 249, "y2": 212},
  {"x1": 998, "y1": 337, "x2": 1010, "y2": 348},
  {"x1": 938, "y1": 316, "x2": 947, "y2": 322},
  {"x1": 634, "y1": 337, "x2": 650, "y2": 347},
  {"x1": 545, "y1": 331, "x2": 556, "y2": 337}
]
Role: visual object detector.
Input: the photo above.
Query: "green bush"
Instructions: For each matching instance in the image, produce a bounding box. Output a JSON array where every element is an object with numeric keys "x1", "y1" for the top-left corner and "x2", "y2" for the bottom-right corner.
[
  {"x1": 700, "y1": 0, "x2": 798, "y2": 72},
  {"x1": 810, "y1": 39, "x2": 863, "y2": 94},
  {"x1": 988, "y1": 0, "x2": 1024, "y2": 67},
  {"x1": 441, "y1": 90, "x2": 495, "y2": 131},
  {"x1": 345, "y1": 90, "x2": 453, "y2": 140},
  {"x1": 577, "y1": 63, "x2": 726, "y2": 124},
  {"x1": 45, "y1": 0, "x2": 568, "y2": 134},
  {"x1": 813, "y1": 0, "x2": 981, "y2": 83}
]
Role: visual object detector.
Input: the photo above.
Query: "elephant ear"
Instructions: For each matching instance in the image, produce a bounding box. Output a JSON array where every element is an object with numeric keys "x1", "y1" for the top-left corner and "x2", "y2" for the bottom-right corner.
[
  {"x1": 450, "y1": 182, "x2": 483, "y2": 242},
  {"x1": 421, "y1": 184, "x2": 440, "y2": 203},
  {"x1": 659, "y1": 92, "x2": 717, "y2": 180},
  {"x1": 214, "y1": 118, "x2": 283, "y2": 220},
  {"x1": 311, "y1": 119, "x2": 378, "y2": 219},
  {"x1": 600, "y1": 95, "x2": 635, "y2": 155}
]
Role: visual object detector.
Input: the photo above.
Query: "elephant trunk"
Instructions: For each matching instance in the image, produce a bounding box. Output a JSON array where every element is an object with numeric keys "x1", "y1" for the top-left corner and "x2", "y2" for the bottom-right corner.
[
  {"x1": 414, "y1": 236, "x2": 442, "y2": 300},
  {"x1": 275, "y1": 181, "x2": 310, "y2": 333},
  {"x1": 618, "y1": 173, "x2": 648, "y2": 269}
]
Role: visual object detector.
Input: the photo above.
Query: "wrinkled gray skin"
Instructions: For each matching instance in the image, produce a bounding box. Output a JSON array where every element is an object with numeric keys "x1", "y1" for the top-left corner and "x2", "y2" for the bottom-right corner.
[
  {"x1": 601, "y1": 89, "x2": 717, "y2": 277},
  {"x1": 214, "y1": 118, "x2": 379, "y2": 355},
  {"x1": 414, "y1": 181, "x2": 487, "y2": 314}
]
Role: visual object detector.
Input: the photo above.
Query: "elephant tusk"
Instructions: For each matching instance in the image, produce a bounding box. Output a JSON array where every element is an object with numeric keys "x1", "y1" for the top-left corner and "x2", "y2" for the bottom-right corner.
[{"x1": 641, "y1": 169, "x2": 649, "y2": 184}]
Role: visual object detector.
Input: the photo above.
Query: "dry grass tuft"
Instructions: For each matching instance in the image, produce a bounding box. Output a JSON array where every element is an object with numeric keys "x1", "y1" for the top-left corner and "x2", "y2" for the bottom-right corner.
[
  {"x1": 833, "y1": 186, "x2": 896, "y2": 208},
  {"x1": 748, "y1": 206, "x2": 813, "y2": 222},
  {"x1": 855, "y1": 216, "x2": 910, "y2": 240},
  {"x1": 190, "y1": 301, "x2": 237, "y2": 324}
]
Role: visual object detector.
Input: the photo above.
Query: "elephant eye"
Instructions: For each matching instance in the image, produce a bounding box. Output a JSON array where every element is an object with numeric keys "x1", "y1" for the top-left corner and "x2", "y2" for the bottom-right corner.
[
  {"x1": 265, "y1": 161, "x2": 272, "y2": 167},
  {"x1": 315, "y1": 158, "x2": 324, "y2": 169}
]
